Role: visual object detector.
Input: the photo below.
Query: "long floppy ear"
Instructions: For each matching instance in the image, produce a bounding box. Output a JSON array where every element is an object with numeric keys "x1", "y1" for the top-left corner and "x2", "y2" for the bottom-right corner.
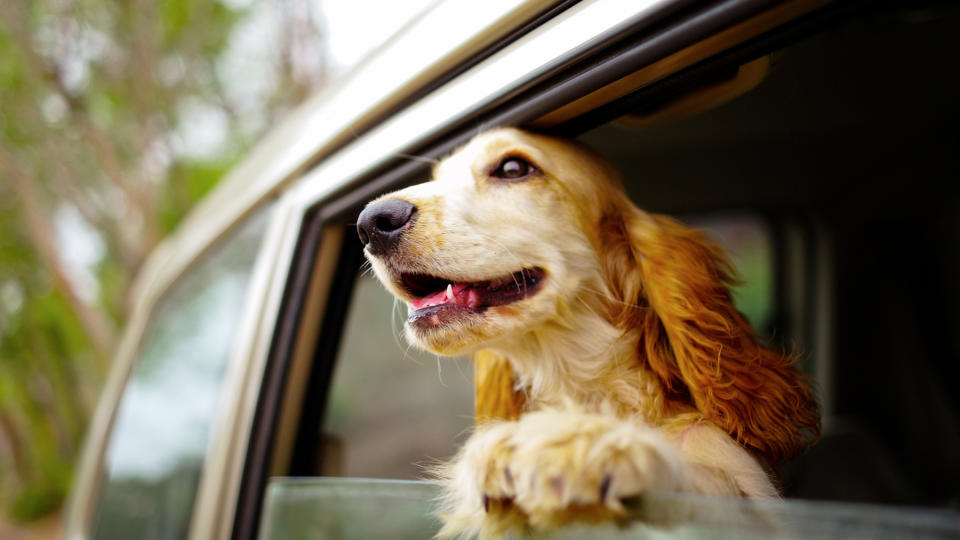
[
  {"x1": 601, "y1": 205, "x2": 820, "y2": 462},
  {"x1": 473, "y1": 349, "x2": 525, "y2": 423}
]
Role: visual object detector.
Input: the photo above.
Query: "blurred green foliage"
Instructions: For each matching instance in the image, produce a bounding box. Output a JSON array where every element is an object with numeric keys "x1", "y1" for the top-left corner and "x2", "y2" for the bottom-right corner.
[{"x1": 0, "y1": 0, "x2": 323, "y2": 522}]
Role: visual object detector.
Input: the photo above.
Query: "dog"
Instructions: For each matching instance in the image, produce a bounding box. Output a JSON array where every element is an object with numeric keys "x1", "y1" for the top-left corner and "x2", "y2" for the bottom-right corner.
[{"x1": 356, "y1": 128, "x2": 819, "y2": 537}]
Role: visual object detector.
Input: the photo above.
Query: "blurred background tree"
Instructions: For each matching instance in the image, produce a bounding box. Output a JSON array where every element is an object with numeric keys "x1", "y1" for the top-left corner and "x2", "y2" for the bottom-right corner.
[{"x1": 0, "y1": 0, "x2": 328, "y2": 525}]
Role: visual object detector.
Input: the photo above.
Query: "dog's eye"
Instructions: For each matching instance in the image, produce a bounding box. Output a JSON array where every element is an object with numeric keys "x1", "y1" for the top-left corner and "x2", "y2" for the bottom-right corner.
[{"x1": 492, "y1": 157, "x2": 535, "y2": 181}]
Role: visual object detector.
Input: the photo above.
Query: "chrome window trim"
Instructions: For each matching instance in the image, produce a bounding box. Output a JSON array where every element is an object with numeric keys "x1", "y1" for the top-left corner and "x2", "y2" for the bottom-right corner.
[
  {"x1": 291, "y1": 0, "x2": 677, "y2": 207},
  {"x1": 189, "y1": 194, "x2": 306, "y2": 540}
]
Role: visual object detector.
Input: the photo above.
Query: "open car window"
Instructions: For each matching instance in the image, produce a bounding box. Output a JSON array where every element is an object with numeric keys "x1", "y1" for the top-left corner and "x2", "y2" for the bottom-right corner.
[
  {"x1": 321, "y1": 269, "x2": 474, "y2": 479},
  {"x1": 253, "y1": 2, "x2": 960, "y2": 539}
]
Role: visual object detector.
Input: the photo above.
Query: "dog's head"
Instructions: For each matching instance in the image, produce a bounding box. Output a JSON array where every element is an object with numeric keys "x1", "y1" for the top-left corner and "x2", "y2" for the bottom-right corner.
[
  {"x1": 358, "y1": 128, "x2": 618, "y2": 356},
  {"x1": 358, "y1": 128, "x2": 819, "y2": 462}
]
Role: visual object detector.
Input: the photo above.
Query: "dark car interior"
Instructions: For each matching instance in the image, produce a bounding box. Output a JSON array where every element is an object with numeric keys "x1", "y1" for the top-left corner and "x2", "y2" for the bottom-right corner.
[{"x1": 580, "y1": 2, "x2": 960, "y2": 507}]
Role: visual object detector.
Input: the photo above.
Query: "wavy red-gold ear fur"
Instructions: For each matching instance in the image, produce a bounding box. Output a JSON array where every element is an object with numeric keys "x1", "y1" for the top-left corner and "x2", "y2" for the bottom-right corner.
[
  {"x1": 473, "y1": 349, "x2": 526, "y2": 423},
  {"x1": 600, "y1": 203, "x2": 820, "y2": 462}
]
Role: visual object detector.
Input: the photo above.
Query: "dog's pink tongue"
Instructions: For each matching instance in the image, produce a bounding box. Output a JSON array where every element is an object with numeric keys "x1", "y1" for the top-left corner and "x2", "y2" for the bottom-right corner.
[{"x1": 410, "y1": 283, "x2": 480, "y2": 310}]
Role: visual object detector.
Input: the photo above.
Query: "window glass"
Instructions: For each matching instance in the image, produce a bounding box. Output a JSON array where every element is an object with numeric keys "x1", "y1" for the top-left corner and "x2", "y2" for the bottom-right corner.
[
  {"x1": 258, "y1": 478, "x2": 960, "y2": 540},
  {"x1": 323, "y1": 271, "x2": 473, "y2": 479},
  {"x1": 91, "y1": 208, "x2": 270, "y2": 539}
]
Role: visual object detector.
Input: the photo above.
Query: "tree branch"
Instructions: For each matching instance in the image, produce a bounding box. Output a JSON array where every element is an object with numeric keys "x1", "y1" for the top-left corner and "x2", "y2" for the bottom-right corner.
[{"x1": 0, "y1": 149, "x2": 117, "y2": 370}]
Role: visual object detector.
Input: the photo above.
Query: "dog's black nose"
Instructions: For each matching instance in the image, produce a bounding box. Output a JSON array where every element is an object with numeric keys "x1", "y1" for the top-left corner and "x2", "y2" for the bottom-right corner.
[{"x1": 357, "y1": 199, "x2": 417, "y2": 255}]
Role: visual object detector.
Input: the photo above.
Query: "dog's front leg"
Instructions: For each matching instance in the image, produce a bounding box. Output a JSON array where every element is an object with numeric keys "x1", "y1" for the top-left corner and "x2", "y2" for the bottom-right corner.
[{"x1": 436, "y1": 408, "x2": 695, "y2": 537}]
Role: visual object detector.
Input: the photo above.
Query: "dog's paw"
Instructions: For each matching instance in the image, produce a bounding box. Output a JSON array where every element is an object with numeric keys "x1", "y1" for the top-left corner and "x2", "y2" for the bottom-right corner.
[
  {"x1": 436, "y1": 421, "x2": 523, "y2": 538},
  {"x1": 501, "y1": 409, "x2": 689, "y2": 527},
  {"x1": 438, "y1": 408, "x2": 691, "y2": 535}
]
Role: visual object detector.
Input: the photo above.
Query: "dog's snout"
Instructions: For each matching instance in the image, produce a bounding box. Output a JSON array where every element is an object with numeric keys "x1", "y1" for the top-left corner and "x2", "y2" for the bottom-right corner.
[{"x1": 357, "y1": 199, "x2": 417, "y2": 254}]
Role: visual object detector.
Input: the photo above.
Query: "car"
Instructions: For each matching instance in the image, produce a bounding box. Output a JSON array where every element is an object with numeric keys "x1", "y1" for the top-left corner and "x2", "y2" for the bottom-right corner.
[{"x1": 63, "y1": 0, "x2": 960, "y2": 539}]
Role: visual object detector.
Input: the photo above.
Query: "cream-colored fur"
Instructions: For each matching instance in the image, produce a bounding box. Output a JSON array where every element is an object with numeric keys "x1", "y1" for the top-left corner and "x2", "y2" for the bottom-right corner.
[
  {"x1": 361, "y1": 128, "x2": 801, "y2": 538},
  {"x1": 442, "y1": 405, "x2": 777, "y2": 535}
]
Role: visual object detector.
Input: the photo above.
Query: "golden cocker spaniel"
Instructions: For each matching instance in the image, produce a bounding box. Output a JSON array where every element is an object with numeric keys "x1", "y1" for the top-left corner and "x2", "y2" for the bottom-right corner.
[{"x1": 356, "y1": 128, "x2": 819, "y2": 537}]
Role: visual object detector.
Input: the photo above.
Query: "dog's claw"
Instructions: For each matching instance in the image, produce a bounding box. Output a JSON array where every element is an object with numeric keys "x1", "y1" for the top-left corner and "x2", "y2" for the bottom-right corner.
[
  {"x1": 600, "y1": 474, "x2": 612, "y2": 502},
  {"x1": 483, "y1": 494, "x2": 490, "y2": 513}
]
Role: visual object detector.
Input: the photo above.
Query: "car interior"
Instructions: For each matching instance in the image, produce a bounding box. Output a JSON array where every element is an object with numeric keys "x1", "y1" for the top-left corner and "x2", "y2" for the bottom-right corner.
[
  {"x1": 260, "y1": 2, "x2": 960, "y2": 535},
  {"x1": 584, "y1": 3, "x2": 960, "y2": 506}
]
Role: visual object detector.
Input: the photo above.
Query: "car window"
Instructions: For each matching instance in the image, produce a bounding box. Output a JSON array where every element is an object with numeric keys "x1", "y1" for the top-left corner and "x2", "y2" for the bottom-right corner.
[
  {"x1": 258, "y1": 478, "x2": 960, "y2": 540},
  {"x1": 321, "y1": 270, "x2": 474, "y2": 479},
  {"x1": 91, "y1": 207, "x2": 271, "y2": 539}
]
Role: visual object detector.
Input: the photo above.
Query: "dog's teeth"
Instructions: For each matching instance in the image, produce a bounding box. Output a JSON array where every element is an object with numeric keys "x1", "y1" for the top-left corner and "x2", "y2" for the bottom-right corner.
[{"x1": 446, "y1": 283, "x2": 453, "y2": 299}]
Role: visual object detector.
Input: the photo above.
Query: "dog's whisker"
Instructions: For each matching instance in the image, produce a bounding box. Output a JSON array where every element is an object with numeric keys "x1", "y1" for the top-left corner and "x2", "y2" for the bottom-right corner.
[
  {"x1": 577, "y1": 284, "x2": 650, "y2": 311},
  {"x1": 359, "y1": 260, "x2": 376, "y2": 279},
  {"x1": 404, "y1": 340, "x2": 424, "y2": 365},
  {"x1": 397, "y1": 306, "x2": 422, "y2": 365},
  {"x1": 436, "y1": 355, "x2": 447, "y2": 386},
  {"x1": 476, "y1": 232, "x2": 525, "y2": 267},
  {"x1": 390, "y1": 296, "x2": 416, "y2": 361},
  {"x1": 473, "y1": 231, "x2": 532, "y2": 295},
  {"x1": 452, "y1": 355, "x2": 470, "y2": 383},
  {"x1": 575, "y1": 296, "x2": 601, "y2": 317}
]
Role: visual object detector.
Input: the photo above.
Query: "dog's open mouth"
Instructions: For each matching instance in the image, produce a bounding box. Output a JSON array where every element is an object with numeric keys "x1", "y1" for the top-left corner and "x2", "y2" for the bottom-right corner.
[{"x1": 400, "y1": 267, "x2": 545, "y2": 325}]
